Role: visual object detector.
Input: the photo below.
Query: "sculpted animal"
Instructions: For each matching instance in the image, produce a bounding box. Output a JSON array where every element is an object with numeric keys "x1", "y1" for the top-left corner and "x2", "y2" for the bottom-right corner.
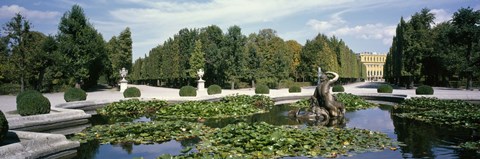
[{"x1": 313, "y1": 71, "x2": 345, "y2": 117}]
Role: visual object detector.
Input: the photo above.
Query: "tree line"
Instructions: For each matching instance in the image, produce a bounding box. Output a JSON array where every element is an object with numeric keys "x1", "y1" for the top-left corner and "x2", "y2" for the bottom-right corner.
[
  {"x1": 0, "y1": 5, "x2": 132, "y2": 93},
  {"x1": 384, "y1": 7, "x2": 480, "y2": 89},
  {"x1": 131, "y1": 26, "x2": 366, "y2": 89}
]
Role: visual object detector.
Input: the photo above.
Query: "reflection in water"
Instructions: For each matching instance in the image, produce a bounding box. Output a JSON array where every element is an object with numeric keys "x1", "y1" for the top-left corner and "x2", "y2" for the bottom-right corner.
[{"x1": 77, "y1": 103, "x2": 480, "y2": 159}]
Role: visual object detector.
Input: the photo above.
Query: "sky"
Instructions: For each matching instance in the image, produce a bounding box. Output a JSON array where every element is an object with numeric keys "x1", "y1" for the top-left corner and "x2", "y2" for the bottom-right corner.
[{"x1": 0, "y1": 0, "x2": 478, "y2": 61}]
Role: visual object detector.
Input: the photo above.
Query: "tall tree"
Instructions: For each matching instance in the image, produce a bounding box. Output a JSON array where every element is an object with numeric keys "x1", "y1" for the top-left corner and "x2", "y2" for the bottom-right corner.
[
  {"x1": 188, "y1": 40, "x2": 205, "y2": 79},
  {"x1": 285, "y1": 40, "x2": 302, "y2": 81},
  {"x1": 2, "y1": 13, "x2": 31, "y2": 91},
  {"x1": 451, "y1": 7, "x2": 480, "y2": 90},
  {"x1": 57, "y1": 5, "x2": 107, "y2": 89},
  {"x1": 223, "y1": 25, "x2": 247, "y2": 89}
]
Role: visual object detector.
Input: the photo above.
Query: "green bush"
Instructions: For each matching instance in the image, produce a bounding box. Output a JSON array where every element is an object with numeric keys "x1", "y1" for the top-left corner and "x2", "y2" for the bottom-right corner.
[
  {"x1": 207, "y1": 85, "x2": 222, "y2": 95},
  {"x1": 64, "y1": 87, "x2": 87, "y2": 102},
  {"x1": 416, "y1": 85, "x2": 434, "y2": 95},
  {"x1": 17, "y1": 92, "x2": 51, "y2": 116},
  {"x1": 288, "y1": 85, "x2": 301, "y2": 93},
  {"x1": 377, "y1": 84, "x2": 393, "y2": 93},
  {"x1": 257, "y1": 78, "x2": 278, "y2": 89},
  {"x1": 16, "y1": 90, "x2": 42, "y2": 104},
  {"x1": 332, "y1": 85, "x2": 345, "y2": 92},
  {"x1": 255, "y1": 84, "x2": 269, "y2": 94},
  {"x1": 179, "y1": 86, "x2": 197, "y2": 97},
  {"x1": 0, "y1": 110, "x2": 8, "y2": 144},
  {"x1": 123, "y1": 87, "x2": 141, "y2": 98}
]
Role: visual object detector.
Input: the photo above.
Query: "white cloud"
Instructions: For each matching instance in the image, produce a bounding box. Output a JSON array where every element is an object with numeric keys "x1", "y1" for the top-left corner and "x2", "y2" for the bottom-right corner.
[
  {"x1": 430, "y1": 9, "x2": 452, "y2": 25},
  {"x1": 331, "y1": 23, "x2": 396, "y2": 45},
  {"x1": 307, "y1": 14, "x2": 346, "y2": 32},
  {"x1": 0, "y1": 5, "x2": 60, "y2": 20}
]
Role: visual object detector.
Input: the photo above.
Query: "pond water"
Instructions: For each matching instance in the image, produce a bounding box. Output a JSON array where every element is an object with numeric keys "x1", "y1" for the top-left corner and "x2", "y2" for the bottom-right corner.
[{"x1": 75, "y1": 103, "x2": 479, "y2": 159}]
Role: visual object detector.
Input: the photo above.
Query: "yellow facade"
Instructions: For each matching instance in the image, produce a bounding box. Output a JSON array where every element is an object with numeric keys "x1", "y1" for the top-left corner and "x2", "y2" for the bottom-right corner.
[{"x1": 359, "y1": 52, "x2": 386, "y2": 82}]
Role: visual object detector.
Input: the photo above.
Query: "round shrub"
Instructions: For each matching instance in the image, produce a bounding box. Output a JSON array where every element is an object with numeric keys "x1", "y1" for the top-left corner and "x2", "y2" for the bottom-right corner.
[
  {"x1": 377, "y1": 84, "x2": 393, "y2": 93},
  {"x1": 332, "y1": 85, "x2": 345, "y2": 92},
  {"x1": 64, "y1": 87, "x2": 87, "y2": 102},
  {"x1": 416, "y1": 85, "x2": 434, "y2": 95},
  {"x1": 123, "y1": 87, "x2": 141, "y2": 98},
  {"x1": 0, "y1": 110, "x2": 8, "y2": 144},
  {"x1": 16, "y1": 90, "x2": 41, "y2": 104},
  {"x1": 255, "y1": 84, "x2": 270, "y2": 94},
  {"x1": 207, "y1": 85, "x2": 222, "y2": 95},
  {"x1": 288, "y1": 85, "x2": 301, "y2": 93},
  {"x1": 17, "y1": 92, "x2": 51, "y2": 116},
  {"x1": 179, "y1": 86, "x2": 197, "y2": 97}
]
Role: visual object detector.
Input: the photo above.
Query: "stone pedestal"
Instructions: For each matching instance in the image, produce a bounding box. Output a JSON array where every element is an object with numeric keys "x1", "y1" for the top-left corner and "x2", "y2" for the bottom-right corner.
[
  {"x1": 197, "y1": 79, "x2": 205, "y2": 91},
  {"x1": 120, "y1": 80, "x2": 128, "y2": 92}
]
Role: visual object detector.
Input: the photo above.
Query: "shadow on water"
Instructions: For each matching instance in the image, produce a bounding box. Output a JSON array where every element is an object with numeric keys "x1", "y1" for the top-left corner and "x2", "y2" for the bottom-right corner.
[{"x1": 77, "y1": 103, "x2": 480, "y2": 159}]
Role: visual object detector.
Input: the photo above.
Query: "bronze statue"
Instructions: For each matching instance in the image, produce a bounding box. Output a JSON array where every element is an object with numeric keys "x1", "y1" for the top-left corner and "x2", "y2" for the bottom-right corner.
[{"x1": 289, "y1": 71, "x2": 345, "y2": 123}]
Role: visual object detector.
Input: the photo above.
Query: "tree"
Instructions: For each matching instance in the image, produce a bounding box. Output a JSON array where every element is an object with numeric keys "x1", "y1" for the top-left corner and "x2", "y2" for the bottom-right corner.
[
  {"x1": 57, "y1": 5, "x2": 107, "y2": 89},
  {"x1": 199, "y1": 25, "x2": 225, "y2": 86},
  {"x1": 285, "y1": 40, "x2": 302, "y2": 81},
  {"x1": 105, "y1": 27, "x2": 133, "y2": 86},
  {"x1": 2, "y1": 13, "x2": 31, "y2": 91},
  {"x1": 451, "y1": 7, "x2": 480, "y2": 90},
  {"x1": 188, "y1": 40, "x2": 205, "y2": 79},
  {"x1": 223, "y1": 25, "x2": 247, "y2": 89}
]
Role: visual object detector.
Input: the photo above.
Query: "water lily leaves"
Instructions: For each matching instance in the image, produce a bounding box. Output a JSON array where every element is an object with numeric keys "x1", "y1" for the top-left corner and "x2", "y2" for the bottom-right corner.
[{"x1": 291, "y1": 93, "x2": 377, "y2": 111}]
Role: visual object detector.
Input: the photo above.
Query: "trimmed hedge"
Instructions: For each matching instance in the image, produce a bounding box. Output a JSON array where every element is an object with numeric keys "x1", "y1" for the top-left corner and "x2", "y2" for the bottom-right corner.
[
  {"x1": 332, "y1": 85, "x2": 345, "y2": 92},
  {"x1": 123, "y1": 87, "x2": 141, "y2": 98},
  {"x1": 16, "y1": 90, "x2": 41, "y2": 104},
  {"x1": 16, "y1": 91, "x2": 51, "y2": 116},
  {"x1": 0, "y1": 110, "x2": 8, "y2": 144},
  {"x1": 64, "y1": 87, "x2": 87, "y2": 102},
  {"x1": 207, "y1": 85, "x2": 222, "y2": 95},
  {"x1": 288, "y1": 85, "x2": 301, "y2": 93},
  {"x1": 179, "y1": 86, "x2": 197, "y2": 97},
  {"x1": 416, "y1": 85, "x2": 434, "y2": 95},
  {"x1": 377, "y1": 84, "x2": 393, "y2": 93},
  {"x1": 255, "y1": 84, "x2": 270, "y2": 94}
]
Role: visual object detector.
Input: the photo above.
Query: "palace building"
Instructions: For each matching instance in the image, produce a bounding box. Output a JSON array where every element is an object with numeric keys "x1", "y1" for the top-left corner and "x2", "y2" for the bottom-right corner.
[{"x1": 359, "y1": 52, "x2": 387, "y2": 82}]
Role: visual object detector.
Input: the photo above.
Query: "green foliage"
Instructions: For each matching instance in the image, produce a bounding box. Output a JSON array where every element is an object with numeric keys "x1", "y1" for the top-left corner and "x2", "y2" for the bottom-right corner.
[
  {"x1": 0, "y1": 110, "x2": 8, "y2": 144},
  {"x1": 157, "y1": 95, "x2": 273, "y2": 119},
  {"x1": 460, "y1": 141, "x2": 480, "y2": 150},
  {"x1": 332, "y1": 85, "x2": 345, "y2": 92},
  {"x1": 16, "y1": 90, "x2": 42, "y2": 104},
  {"x1": 255, "y1": 84, "x2": 270, "y2": 94},
  {"x1": 393, "y1": 97, "x2": 480, "y2": 129},
  {"x1": 123, "y1": 87, "x2": 141, "y2": 98},
  {"x1": 207, "y1": 84, "x2": 221, "y2": 95},
  {"x1": 179, "y1": 86, "x2": 196, "y2": 97},
  {"x1": 105, "y1": 27, "x2": 133, "y2": 85},
  {"x1": 188, "y1": 40, "x2": 205, "y2": 79},
  {"x1": 335, "y1": 93, "x2": 378, "y2": 111},
  {"x1": 71, "y1": 120, "x2": 213, "y2": 144},
  {"x1": 97, "y1": 99, "x2": 168, "y2": 117},
  {"x1": 64, "y1": 87, "x2": 87, "y2": 102},
  {"x1": 288, "y1": 85, "x2": 301, "y2": 93},
  {"x1": 16, "y1": 91, "x2": 50, "y2": 116},
  {"x1": 291, "y1": 93, "x2": 377, "y2": 111},
  {"x1": 194, "y1": 122, "x2": 394, "y2": 158},
  {"x1": 377, "y1": 84, "x2": 393, "y2": 93},
  {"x1": 415, "y1": 85, "x2": 434, "y2": 95},
  {"x1": 57, "y1": 5, "x2": 107, "y2": 89}
]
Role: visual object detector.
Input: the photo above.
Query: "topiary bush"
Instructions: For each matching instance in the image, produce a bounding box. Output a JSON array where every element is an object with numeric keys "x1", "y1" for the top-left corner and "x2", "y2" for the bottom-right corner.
[
  {"x1": 255, "y1": 84, "x2": 269, "y2": 94},
  {"x1": 0, "y1": 110, "x2": 8, "y2": 144},
  {"x1": 16, "y1": 92, "x2": 51, "y2": 116},
  {"x1": 377, "y1": 84, "x2": 393, "y2": 93},
  {"x1": 207, "y1": 85, "x2": 222, "y2": 95},
  {"x1": 332, "y1": 85, "x2": 345, "y2": 92},
  {"x1": 179, "y1": 86, "x2": 197, "y2": 97},
  {"x1": 416, "y1": 85, "x2": 434, "y2": 95},
  {"x1": 16, "y1": 90, "x2": 42, "y2": 104},
  {"x1": 64, "y1": 87, "x2": 87, "y2": 102},
  {"x1": 288, "y1": 85, "x2": 301, "y2": 93},
  {"x1": 123, "y1": 87, "x2": 141, "y2": 98}
]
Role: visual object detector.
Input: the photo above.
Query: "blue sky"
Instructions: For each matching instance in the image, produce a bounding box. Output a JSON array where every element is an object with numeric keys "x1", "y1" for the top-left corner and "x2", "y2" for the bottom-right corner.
[{"x1": 0, "y1": 0, "x2": 478, "y2": 61}]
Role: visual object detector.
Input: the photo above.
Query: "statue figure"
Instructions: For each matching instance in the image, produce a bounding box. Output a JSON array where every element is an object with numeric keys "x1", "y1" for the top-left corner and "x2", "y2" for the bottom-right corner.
[
  {"x1": 289, "y1": 70, "x2": 345, "y2": 123},
  {"x1": 120, "y1": 67, "x2": 128, "y2": 81},
  {"x1": 197, "y1": 69, "x2": 204, "y2": 80}
]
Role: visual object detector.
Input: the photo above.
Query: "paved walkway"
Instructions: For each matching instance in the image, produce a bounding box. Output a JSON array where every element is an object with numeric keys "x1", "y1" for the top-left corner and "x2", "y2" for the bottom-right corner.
[{"x1": 1, "y1": 82, "x2": 479, "y2": 114}]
